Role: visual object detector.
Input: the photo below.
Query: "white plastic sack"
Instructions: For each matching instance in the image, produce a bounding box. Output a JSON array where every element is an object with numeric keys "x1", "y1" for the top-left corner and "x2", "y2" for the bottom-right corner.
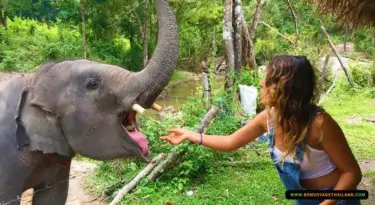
[{"x1": 239, "y1": 84, "x2": 258, "y2": 117}]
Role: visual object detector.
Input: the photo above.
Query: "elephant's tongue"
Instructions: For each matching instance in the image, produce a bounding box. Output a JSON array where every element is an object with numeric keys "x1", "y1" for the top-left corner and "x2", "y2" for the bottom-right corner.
[{"x1": 128, "y1": 130, "x2": 148, "y2": 156}]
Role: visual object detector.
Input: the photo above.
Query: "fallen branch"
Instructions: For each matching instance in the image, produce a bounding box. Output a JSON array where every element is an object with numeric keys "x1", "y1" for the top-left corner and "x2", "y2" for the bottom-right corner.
[
  {"x1": 147, "y1": 106, "x2": 220, "y2": 181},
  {"x1": 147, "y1": 149, "x2": 180, "y2": 181},
  {"x1": 320, "y1": 23, "x2": 354, "y2": 86},
  {"x1": 109, "y1": 153, "x2": 167, "y2": 205}
]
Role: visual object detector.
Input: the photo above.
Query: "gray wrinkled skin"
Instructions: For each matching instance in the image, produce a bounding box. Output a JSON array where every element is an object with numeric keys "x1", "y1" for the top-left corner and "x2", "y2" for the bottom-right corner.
[{"x1": 0, "y1": 0, "x2": 178, "y2": 204}]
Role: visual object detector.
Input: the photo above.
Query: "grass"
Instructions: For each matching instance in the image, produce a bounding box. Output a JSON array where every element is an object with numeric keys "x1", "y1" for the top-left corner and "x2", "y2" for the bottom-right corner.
[
  {"x1": 87, "y1": 144, "x2": 294, "y2": 205},
  {"x1": 84, "y1": 78, "x2": 375, "y2": 205},
  {"x1": 363, "y1": 171, "x2": 375, "y2": 185},
  {"x1": 171, "y1": 71, "x2": 190, "y2": 81},
  {"x1": 320, "y1": 84, "x2": 375, "y2": 160}
]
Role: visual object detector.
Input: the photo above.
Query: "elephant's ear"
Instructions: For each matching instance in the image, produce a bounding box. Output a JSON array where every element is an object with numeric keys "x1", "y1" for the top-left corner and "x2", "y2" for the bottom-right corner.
[{"x1": 16, "y1": 87, "x2": 73, "y2": 157}]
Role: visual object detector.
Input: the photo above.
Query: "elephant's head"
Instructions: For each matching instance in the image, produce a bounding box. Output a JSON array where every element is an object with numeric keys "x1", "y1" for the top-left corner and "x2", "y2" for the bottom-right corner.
[{"x1": 16, "y1": 0, "x2": 178, "y2": 162}]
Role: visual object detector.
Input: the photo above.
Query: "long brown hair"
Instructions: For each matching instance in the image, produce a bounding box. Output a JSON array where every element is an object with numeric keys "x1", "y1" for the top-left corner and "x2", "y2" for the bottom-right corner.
[{"x1": 263, "y1": 55, "x2": 318, "y2": 160}]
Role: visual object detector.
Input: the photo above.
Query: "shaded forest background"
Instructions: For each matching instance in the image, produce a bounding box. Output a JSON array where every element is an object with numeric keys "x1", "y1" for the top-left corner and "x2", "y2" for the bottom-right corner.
[{"x1": 0, "y1": 0, "x2": 373, "y2": 74}]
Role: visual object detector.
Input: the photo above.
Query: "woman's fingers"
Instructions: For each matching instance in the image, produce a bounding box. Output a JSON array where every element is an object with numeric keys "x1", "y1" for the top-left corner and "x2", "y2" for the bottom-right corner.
[
  {"x1": 159, "y1": 128, "x2": 188, "y2": 145},
  {"x1": 167, "y1": 128, "x2": 183, "y2": 134}
]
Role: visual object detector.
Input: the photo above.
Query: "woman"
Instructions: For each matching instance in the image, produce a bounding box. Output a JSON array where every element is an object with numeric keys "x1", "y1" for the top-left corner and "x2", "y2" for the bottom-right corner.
[{"x1": 160, "y1": 55, "x2": 362, "y2": 205}]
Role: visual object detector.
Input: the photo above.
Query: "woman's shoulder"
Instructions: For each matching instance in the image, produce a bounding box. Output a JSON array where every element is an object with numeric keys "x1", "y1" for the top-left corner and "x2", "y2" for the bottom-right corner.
[{"x1": 310, "y1": 106, "x2": 342, "y2": 143}]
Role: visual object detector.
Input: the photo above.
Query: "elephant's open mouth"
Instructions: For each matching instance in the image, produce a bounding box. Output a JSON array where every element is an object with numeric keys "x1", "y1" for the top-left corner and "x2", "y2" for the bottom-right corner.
[{"x1": 119, "y1": 111, "x2": 149, "y2": 156}]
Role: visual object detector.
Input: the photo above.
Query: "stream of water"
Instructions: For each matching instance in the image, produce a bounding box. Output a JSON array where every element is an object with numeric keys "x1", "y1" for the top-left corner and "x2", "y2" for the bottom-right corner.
[{"x1": 145, "y1": 76, "x2": 226, "y2": 119}]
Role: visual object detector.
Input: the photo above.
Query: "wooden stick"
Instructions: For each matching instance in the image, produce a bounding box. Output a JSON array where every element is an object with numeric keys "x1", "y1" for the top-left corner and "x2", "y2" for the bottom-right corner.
[
  {"x1": 320, "y1": 23, "x2": 354, "y2": 86},
  {"x1": 202, "y1": 72, "x2": 211, "y2": 111},
  {"x1": 147, "y1": 106, "x2": 220, "y2": 181},
  {"x1": 318, "y1": 72, "x2": 339, "y2": 106},
  {"x1": 109, "y1": 153, "x2": 166, "y2": 205}
]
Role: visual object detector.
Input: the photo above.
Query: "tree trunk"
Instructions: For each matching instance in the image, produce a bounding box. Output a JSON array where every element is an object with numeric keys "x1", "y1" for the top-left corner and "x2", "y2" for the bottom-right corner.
[
  {"x1": 249, "y1": 0, "x2": 265, "y2": 42},
  {"x1": 202, "y1": 72, "x2": 211, "y2": 111},
  {"x1": 143, "y1": 0, "x2": 150, "y2": 67},
  {"x1": 344, "y1": 30, "x2": 348, "y2": 53},
  {"x1": 317, "y1": 55, "x2": 330, "y2": 102},
  {"x1": 212, "y1": 25, "x2": 217, "y2": 56},
  {"x1": 372, "y1": 28, "x2": 375, "y2": 47},
  {"x1": 233, "y1": 0, "x2": 242, "y2": 73},
  {"x1": 0, "y1": 7, "x2": 5, "y2": 28},
  {"x1": 284, "y1": 0, "x2": 299, "y2": 45},
  {"x1": 286, "y1": 0, "x2": 299, "y2": 46},
  {"x1": 80, "y1": 0, "x2": 87, "y2": 59},
  {"x1": 241, "y1": 10, "x2": 257, "y2": 71},
  {"x1": 223, "y1": 0, "x2": 235, "y2": 89},
  {"x1": 248, "y1": 0, "x2": 265, "y2": 76}
]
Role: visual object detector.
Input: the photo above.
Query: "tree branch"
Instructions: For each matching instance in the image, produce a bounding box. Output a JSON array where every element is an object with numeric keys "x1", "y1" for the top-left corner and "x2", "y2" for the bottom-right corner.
[
  {"x1": 249, "y1": 0, "x2": 265, "y2": 42},
  {"x1": 259, "y1": 21, "x2": 295, "y2": 46},
  {"x1": 320, "y1": 23, "x2": 354, "y2": 86},
  {"x1": 284, "y1": 0, "x2": 299, "y2": 45},
  {"x1": 109, "y1": 153, "x2": 167, "y2": 205},
  {"x1": 147, "y1": 106, "x2": 220, "y2": 181}
]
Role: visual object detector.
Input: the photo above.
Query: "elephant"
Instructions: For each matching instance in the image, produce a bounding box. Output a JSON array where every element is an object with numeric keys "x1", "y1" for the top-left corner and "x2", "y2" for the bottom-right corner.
[{"x1": 0, "y1": 0, "x2": 178, "y2": 204}]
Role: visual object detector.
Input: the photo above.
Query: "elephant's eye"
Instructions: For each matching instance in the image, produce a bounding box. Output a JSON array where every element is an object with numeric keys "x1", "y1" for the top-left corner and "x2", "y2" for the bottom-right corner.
[{"x1": 85, "y1": 77, "x2": 101, "y2": 91}]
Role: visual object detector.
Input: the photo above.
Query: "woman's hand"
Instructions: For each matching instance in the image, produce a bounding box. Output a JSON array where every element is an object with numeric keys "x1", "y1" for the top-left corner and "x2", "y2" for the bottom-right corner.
[
  {"x1": 160, "y1": 128, "x2": 199, "y2": 145},
  {"x1": 159, "y1": 110, "x2": 268, "y2": 151}
]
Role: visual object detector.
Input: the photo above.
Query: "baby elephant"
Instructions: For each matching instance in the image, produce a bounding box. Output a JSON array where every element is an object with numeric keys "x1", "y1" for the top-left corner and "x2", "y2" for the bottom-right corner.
[{"x1": 0, "y1": 0, "x2": 178, "y2": 204}]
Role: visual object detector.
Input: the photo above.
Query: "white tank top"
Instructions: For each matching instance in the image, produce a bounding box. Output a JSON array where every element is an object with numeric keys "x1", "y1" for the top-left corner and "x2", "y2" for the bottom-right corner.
[
  {"x1": 267, "y1": 108, "x2": 336, "y2": 179},
  {"x1": 271, "y1": 146, "x2": 336, "y2": 179}
]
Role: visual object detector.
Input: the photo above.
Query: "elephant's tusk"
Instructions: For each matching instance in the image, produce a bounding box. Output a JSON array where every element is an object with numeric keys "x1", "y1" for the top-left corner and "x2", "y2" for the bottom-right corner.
[
  {"x1": 132, "y1": 104, "x2": 146, "y2": 115},
  {"x1": 151, "y1": 103, "x2": 162, "y2": 112}
]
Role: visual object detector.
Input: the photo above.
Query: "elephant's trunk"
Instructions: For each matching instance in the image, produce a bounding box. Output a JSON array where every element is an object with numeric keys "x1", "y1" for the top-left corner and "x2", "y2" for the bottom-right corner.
[{"x1": 131, "y1": 0, "x2": 179, "y2": 107}]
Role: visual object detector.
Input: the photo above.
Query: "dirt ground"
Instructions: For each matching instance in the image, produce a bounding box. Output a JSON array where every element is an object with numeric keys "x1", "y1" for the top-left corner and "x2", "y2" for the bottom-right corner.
[
  {"x1": 358, "y1": 160, "x2": 375, "y2": 204},
  {"x1": 0, "y1": 71, "x2": 25, "y2": 82}
]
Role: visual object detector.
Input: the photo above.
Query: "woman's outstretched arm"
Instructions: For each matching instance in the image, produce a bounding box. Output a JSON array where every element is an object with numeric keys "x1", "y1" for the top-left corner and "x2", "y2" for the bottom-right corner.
[{"x1": 160, "y1": 110, "x2": 268, "y2": 152}]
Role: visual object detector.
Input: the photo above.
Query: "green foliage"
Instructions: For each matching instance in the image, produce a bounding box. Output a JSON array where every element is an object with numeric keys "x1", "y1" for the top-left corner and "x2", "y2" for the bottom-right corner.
[
  {"x1": 0, "y1": 17, "x2": 137, "y2": 71},
  {"x1": 350, "y1": 62, "x2": 375, "y2": 88},
  {"x1": 0, "y1": 17, "x2": 82, "y2": 71},
  {"x1": 353, "y1": 27, "x2": 375, "y2": 57}
]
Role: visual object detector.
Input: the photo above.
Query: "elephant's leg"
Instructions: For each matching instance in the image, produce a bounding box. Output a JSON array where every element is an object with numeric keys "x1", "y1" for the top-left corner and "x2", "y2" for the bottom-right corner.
[
  {"x1": 0, "y1": 194, "x2": 21, "y2": 205},
  {"x1": 31, "y1": 177, "x2": 69, "y2": 205},
  {"x1": 0, "y1": 171, "x2": 26, "y2": 205},
  {"x1": 31, "y1": 166, "x2": 70, "y2": 205}
]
